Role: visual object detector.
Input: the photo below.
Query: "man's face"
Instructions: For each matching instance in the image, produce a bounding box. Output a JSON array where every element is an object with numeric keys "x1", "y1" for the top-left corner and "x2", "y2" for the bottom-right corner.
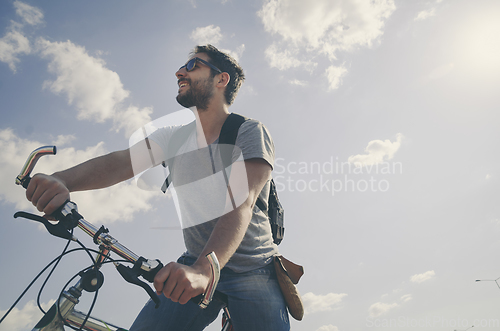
[{"x1": 175, "y1": 53, "x2": 217, "y2": 110}]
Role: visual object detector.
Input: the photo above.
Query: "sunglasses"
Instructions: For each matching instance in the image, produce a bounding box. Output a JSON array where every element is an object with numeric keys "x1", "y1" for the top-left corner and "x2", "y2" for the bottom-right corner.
[{"x1": 179, "y1": 57, "x2": 222, "y2": 73}]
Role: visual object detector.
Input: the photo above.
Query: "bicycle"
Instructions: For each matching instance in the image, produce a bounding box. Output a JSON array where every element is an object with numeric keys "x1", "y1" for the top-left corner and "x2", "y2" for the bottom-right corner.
[{"x1": 0, "y1": 146, "x2": 234, "y2": 331}]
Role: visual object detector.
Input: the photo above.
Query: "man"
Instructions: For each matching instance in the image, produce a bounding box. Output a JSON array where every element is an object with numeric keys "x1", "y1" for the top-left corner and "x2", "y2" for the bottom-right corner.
[{"x1": 26, "y1": 45, "x2": 289, "y2": 330}]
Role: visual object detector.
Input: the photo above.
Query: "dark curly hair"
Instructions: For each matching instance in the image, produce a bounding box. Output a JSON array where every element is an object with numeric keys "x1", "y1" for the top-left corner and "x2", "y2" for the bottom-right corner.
[{"x1": 191, "y1": 45, "x2": 245, "y2": 106}]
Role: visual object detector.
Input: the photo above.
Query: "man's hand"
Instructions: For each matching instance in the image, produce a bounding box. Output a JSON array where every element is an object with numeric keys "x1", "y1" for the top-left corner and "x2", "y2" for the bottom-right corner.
[
  {"x1": 153, "y1": 262, "x2": 211, "y2": 305},
  {"x1": 26, "y1": 174, "x2": 70, "y2": 217}
]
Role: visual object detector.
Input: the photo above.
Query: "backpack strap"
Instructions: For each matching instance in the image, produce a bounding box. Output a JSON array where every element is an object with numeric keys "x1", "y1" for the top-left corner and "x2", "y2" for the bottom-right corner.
[
  {"x1": 216, "y1": 113, "x2": 248, "y2": 210},
  {"x1": 218, "y1": 113, "x2": 247, "y2": 143},
  {"x1": 218, "y1": 113, "x2": 247, "y2": 167},
  {"x1": 255, "y1": 193, "x2": 267, "y2": 216},
  {"x1": 218, "y1": 114, "x2": 268, "y2": 216}
]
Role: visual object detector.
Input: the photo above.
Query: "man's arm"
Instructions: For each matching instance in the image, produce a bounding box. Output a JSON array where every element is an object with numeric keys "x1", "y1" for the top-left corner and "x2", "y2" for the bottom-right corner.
[
  {"x1": 153, "y1": 158, "x2": 272, "y2": 304},
  {"x1": 27, "y1": 138, "x2": 164, "y2": 216},
  {"x1": 26, "y1": 149, "x2": 134, "y2": 216},
  {"x1": 196, "y1": 158, "x2": 271, "y2": 269}
]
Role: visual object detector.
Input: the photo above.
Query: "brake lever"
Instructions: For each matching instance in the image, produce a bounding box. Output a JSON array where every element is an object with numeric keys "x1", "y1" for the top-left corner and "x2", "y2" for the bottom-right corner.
[
  {"x1": 115, "y1": 263, "x2": 161, "y2": 308},
  {"x1": 114, "y1": 252, "x2": 220, "y2": 310},
  {"x1": 13, "y1": 211, "x2": 76, "y2": 241}
]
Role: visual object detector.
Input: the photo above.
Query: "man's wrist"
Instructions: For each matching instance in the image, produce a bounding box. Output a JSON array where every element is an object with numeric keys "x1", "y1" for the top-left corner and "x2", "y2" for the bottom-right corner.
[
  {"x1": 51, "y1": 172, "x2": 70, "y2": 191},
  {"x1": 193, "y1": 254, "x2": 216, "y2": 277}
]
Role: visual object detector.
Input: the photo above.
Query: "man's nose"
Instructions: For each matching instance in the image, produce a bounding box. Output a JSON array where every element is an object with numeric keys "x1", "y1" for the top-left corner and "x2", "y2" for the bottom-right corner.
[{"x1": 175, "y1": 67, "x2": 187, "y2": 79}]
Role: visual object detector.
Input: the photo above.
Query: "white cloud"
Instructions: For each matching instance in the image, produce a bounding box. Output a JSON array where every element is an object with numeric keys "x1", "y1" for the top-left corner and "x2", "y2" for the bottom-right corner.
[
  {"x1": 325, "y1": 64, "x2": 348, "y2": 90},
  {"x1": 414, "y1": 8, "x2": 436, "y2": 21},
  {"x1": 189, "y1": 25, "x2": 246, "y2": 61},
  {"x1": 13, "y1": 0, "x2": 44, "y2": 26},
  {"x1": 290, "y1": 79, "x2": 307, "y2": 86},
  {"x1": 0, "y1": 1, "x2": 44, "y2": 72},
  {"x1": 38, "y1": 38, "x2": 128, "y2": 122},
  {"x1": 190, "y1": 25, "x2": 223, "y2": 45},
  {"x1": 37, "y1": 38, "x2": 152, "y2": 137},
  {"x1": 302, "y1": 292, "x2": 347, "y2": 314},
  {"x1": 258, "y1": 0, "x2": 395, "y2": 88},
  {"x1": 0, "y1": 129, "x2": 159, "y2": 223},
  {"x1": 0, "y1": 300, "x2": 53, "y2": 331},
  {"x1": 221, "y1": 44, "x2": 246, "y2": 63},
  {"x1": 368, "y1": 302, "x2": 399, "y2": 318},
  {"x1": 113, "y1": 105, "x2": 154, "y2": 137},
  {"x1": 414, "y1": 0, "x2": 444, "y2": 22},
  {"x1": 258, "y1": 0, "x2": 395, "y2": 59},
  {"x1": 317, "y1": 325, "x2": 339, "y2": 331},
  {"x1": 400, "y1": 294, "x2": 412, "y2": 302},
  {"x1": 410, "y1": 270, "x2": 435, "y2": 284},
  {"x1": 51, "y1": 134, "x2": 76, "y2": 147},
  {"x1": 265, "y1": 43, "x2": 302, "y2": 70},
  {"x1": 348, "y1": 133, "x2": 403, "y2": 167},
  {"x1": 0, "y1": 22, "x2": 31, "y2": 72},
  {"x1": 264, "y1": 43, "x2": 317, "y2": 71}
]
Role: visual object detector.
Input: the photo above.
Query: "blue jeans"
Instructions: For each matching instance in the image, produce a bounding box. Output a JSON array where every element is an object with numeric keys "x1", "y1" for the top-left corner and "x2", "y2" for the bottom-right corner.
[{"x1": 129, "y1": 256, "x2": 290, "y2": 331}]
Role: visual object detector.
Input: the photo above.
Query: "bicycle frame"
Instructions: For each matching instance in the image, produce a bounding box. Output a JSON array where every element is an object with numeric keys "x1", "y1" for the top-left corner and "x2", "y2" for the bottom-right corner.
[
  {"x1": 5, "y1": 146, "x2": 226, "y2": 331},
  {"x1": 32, "y1": 279, "x2": 126, "y2": 331}
]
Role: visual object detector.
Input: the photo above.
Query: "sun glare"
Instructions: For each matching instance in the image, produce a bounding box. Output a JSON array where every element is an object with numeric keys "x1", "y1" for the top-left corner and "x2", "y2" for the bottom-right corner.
[{"x1": 454, "y1": 8, "x2": 500, "y2": 73}]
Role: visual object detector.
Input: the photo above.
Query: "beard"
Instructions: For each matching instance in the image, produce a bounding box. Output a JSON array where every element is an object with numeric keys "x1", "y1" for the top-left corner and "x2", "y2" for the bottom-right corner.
[{"x1": 176, "y1": 76, "x2": 214, "y2": 110}]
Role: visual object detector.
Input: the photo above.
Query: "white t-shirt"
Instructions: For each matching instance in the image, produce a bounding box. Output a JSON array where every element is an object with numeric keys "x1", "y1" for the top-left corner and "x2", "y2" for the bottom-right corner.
[{"x1": 149, "y1": 116, "x2": 278, "y2": 272}]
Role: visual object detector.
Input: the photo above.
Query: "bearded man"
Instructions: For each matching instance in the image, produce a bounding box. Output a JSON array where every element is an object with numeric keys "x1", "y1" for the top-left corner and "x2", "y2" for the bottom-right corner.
[{"x1": 26, "y1": 45, "x2": 289, "y2": 331}]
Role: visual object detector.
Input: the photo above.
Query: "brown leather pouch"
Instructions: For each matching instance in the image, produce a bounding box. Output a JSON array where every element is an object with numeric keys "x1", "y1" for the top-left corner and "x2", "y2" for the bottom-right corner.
[{"x1": 274, "y1": 255, "x2": 304, "y2": 321}]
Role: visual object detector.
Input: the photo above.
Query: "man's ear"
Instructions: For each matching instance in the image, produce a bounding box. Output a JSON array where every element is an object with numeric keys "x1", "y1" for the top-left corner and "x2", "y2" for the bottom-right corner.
[{"x1": 216, "y1": 72, "x2": 230, "y2": 88}]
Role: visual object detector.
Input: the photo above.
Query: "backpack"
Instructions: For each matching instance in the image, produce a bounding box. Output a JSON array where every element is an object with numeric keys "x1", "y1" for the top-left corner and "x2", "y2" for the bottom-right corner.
[{"x1": 160, "y1": 113, "x2": 285, "y2": 245}]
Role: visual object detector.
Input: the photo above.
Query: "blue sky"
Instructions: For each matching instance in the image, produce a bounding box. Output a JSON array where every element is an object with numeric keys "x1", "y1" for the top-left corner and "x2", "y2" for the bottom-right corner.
[{"x1": 1, "y1": 0, "x2": 500, "y2": 330}]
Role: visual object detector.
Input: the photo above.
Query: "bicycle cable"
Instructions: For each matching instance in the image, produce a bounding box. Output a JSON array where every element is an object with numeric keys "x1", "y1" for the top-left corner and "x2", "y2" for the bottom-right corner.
[
  {"x1": 0, "y1": 241, "x2": 128, "y2": 326},
  {"x1": 0, "y1": 225, "x2": 139, "y2": 329},
  {"x1": 55, "y1": 256, "x2": 133, "y2": 331},
  {"x1": 57, "y1": 238, "x2": 98, "y2": 331},
  {"x1": 56, "y1": 265, "x2": 99, "y2": 331},
  {"x1": 0, "y1": 247, "x2": 90, "y2": 325},
  {"x1": 55, "y1": 237, "x2": 138, "y2": 331},
  {"x1": 36, "y1": 228, "x2": 74, "y2": 314}
]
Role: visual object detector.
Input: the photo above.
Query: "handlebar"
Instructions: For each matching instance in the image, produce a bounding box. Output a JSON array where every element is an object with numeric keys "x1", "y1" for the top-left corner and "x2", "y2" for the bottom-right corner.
[
  {"x1": 14, "y1": 146, "x2": 221, "y2": 310},
  {"x1": 15, "y1": 145, "x2": 56, "y2": 188}
]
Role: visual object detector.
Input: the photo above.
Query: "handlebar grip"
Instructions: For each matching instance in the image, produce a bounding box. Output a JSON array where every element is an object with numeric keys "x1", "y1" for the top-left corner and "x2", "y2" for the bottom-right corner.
[
  {"x1": 190, "y1": 294, "x2": 204, "y2": 304},
  {"x1": 16, "y1": 146, "x2": 56, "y2": 187},
  {"x1": 21, "y1": 176, "x2": 31, "y2": 189},
  {"x1": 197, "y1": 252, "x2": 220, "y2": 309},
  {"x1": 191, "y1": 291, "x2": 227, "y2": 306}
]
